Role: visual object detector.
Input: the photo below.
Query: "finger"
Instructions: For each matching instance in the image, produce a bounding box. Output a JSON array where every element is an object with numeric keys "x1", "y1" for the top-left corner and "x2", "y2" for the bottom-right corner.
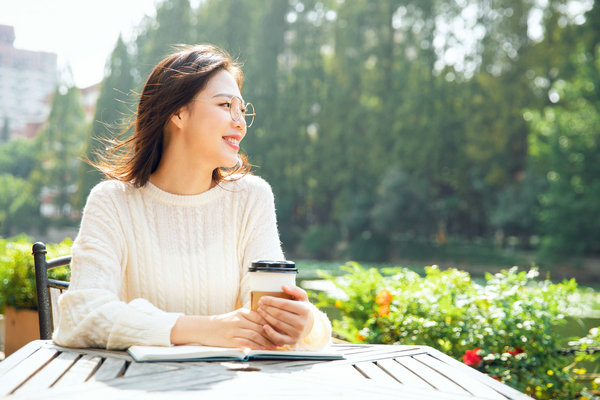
[
  {"x1": 258, "y1": 302, "x2": 307, "y2": 331},
  {"x1": 241, "y1": 309, "x2": 269, "y2": 326},
  {"x1": 262, "y1": 324, "x2": 295, "y2": 346},
  {"x1": 257, "y1": 306, "x2": 299, "y2": 335},
  {"x1": 231, "y1": 337, "x2": 268, "y2": 350},
  {"x1": 282, "y1": 285, "x2": 308, "y2": 301},
  {"x1": 234, "y1": 328, "x2": 277, "y2": 349},
  {"x1": 258, "y1": 296, "x2": 306, "y2": 315},
  {"x1": 239, "y1": 315, "x2": 279, "y2": 342},
  {"x1": 259, "y1": 305, "x2": 310, "y2": 332}
]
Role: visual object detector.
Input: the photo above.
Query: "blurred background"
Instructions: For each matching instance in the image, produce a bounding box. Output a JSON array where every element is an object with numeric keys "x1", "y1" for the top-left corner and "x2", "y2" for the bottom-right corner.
[{"x1": 0, "y1": 0, "x2": 598, "y2": 284}]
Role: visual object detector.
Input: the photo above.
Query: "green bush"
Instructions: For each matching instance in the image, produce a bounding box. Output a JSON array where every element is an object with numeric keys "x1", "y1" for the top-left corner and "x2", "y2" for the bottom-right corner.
[
  {"x1": 314, "y1": 262, "x2": 596, "y2": 399},
  {"x1": 0, "y1": 236, "x2": 72, "y2": 312}
]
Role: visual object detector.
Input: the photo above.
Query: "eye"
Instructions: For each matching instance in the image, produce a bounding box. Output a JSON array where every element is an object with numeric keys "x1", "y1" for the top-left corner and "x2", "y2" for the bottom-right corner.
[{"x1": 220, "y1": 102, "x2": 232, "y2": 108}]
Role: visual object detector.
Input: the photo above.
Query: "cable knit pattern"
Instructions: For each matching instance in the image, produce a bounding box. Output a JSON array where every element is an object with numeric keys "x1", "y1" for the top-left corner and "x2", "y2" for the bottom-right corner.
[{"x1": 53, "y1": 174, "x2": 331, "y2": 350}]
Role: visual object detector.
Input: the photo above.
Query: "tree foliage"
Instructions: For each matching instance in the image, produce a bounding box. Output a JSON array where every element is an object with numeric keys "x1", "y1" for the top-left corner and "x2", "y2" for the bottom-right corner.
[
  {"x1": 528, "y1": 41, "x2": 600, "y2": 260},
  {"x1": 1, "y1": 0, "x2": 598, "y2": 266},
  {"x1": 31, "y1": 86, "x2": 87, "y2": 222}
]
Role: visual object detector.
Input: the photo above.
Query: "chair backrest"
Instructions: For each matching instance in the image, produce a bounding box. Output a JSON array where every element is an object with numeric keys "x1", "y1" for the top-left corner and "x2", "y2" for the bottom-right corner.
[{"x1": 32, "y1": 242, "x2": 71, "y2": 340}]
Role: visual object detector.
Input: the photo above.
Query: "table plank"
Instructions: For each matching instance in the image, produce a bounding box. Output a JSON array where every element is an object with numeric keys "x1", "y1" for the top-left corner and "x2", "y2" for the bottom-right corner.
[
  {"x1": 203, "y1": 368, "x2": 479, "y2": 400},
  {"x1": 377, "y1": 358, "x2": 433, "y2": 388},
  {"x1": 52, "y1": 354, "x2": 102, "y2": 388},
  {"x1": 89, "y1": 357, "x2": 127, "y2": 381},
  {"x1": 414, "y1": 354, "x2": 508, "y2": 400},
  {"x1": 0, "y1": 347, "x2": 58, "y2": 397},
  {"x1": 124, "y1": 360, "x2": 180, "y2": 378},
  {"x1": 309, "y1": 362, "x2": 365, "y2": 381},
  {"x1": 112, "y1": 364, "x2": 232, "y2": 391},
  {"x1": 0, "y1": 340, "x2": 43, "y2": 377},
  {"x1": 342, "y1": 346, "x2": 428, "y2": 364},
  {"x1": 354, "y1": 361, "x2": 400, "y2": 384},
  {"x1": 50, "y1": 344, "x2": 133, "y2": 361},
  {"x1": 423, "y1": 346, "x2": 533, "y2": 400},
  {"x1": 1, "y1": 342, "x2": 532, "y2": 399},
  {"x1": 14, "y1": 351, "x2": 79, "y2": 395},
  {"x1": 396, "y1": 355, "x2": 471, "y2": 395}
]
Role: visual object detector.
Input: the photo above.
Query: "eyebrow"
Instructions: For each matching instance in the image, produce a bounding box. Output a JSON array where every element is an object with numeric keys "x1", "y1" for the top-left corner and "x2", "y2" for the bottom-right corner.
[{"x1": 212, "y1": 93, "x2": 241, "y2": 100}]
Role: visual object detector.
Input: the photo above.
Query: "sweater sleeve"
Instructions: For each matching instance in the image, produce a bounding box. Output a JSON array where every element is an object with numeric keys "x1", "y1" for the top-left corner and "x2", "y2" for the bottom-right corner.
[
  {"x1": 53, "y1": 183, "x2": 181, "y2": 350},
  {"x1": 238, "y1": 177, "x2": 332, "y2": 350}
]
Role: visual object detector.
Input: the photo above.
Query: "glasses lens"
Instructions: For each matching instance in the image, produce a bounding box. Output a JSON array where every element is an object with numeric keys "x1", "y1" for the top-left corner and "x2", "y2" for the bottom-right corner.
[{"x1": 245, "y1": 103, "x2": 255, "y2": 127}]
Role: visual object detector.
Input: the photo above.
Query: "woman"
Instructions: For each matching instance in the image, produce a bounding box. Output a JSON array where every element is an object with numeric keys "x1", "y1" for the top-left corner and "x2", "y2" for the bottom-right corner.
[{"x1": 54, "y1": 44, "x2": 331, "y2": 350}]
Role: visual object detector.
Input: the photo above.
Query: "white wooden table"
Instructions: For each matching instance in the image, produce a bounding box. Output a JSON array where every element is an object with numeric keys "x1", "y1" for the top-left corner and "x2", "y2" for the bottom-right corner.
[{"x1": 0, "y1": 341, "x2": 532, "y2": 399}]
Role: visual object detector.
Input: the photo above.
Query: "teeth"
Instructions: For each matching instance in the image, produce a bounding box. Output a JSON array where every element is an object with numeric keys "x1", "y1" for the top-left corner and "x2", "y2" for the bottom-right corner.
[{"x1": 225, "y1": 137, "x2": 239, "y2": 145}]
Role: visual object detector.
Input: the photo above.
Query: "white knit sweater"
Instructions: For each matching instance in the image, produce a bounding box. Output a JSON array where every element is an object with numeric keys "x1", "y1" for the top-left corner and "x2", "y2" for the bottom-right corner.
[{"x1": 53, "y1": 174, "x2": 331, "y2": 350}]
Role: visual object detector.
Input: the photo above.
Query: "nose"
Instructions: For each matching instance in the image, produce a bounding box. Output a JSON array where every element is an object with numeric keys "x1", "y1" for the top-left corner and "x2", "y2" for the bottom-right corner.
[{"x1": 232, "y1": 114, "x2": 247, "y2": 135}]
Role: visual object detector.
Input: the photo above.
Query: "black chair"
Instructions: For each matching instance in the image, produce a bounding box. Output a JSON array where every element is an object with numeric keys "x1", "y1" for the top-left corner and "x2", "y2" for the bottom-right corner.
[{"x1": 32, "y1": 242, "x2": 71, "y2": 340}]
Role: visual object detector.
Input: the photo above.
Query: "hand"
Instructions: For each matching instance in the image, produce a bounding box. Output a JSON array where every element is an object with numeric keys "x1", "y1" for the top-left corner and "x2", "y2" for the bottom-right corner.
[
  {"x1": 171, "y1": 309, "x2": 276, "y2": 350},
  {"x1": 256, "y1": 285, "x2": 315, "y2": 347}
]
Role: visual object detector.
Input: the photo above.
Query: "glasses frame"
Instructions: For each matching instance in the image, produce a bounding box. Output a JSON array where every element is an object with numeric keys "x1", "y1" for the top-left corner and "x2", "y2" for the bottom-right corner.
[{"x1": 228, "y1": 96, "x2": 255, "y2": 128}]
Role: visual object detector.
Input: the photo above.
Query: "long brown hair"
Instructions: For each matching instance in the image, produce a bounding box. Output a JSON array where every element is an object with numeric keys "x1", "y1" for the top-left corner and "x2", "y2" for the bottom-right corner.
[{"x1": 94, "y1": 44, "x2": 251, "y2": 187}]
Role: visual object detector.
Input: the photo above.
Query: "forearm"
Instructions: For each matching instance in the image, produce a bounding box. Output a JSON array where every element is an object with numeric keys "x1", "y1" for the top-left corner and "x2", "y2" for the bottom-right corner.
[
  {"x1": 170, "y1": 315, "x2": 213, "y2": 345},
  {"x1": 169, "y1": 309, "x2": 275, "y2": 349}
]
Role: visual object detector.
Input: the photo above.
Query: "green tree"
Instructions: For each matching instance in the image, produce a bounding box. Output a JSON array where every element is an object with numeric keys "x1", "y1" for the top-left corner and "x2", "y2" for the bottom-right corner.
[
  {"x1": 135, "y1": 0, "x2": 195, "y2": 81},
  {"x1": 1, "y1": 117, "x2": 9, "y2": 143},
  {"x1": 0, "y1": 174, "x2": 39, "y2": 236},
  {"x1": 0, "y1": 138, "x2": 37, "y2": 178},
  {"x1": 32, "y1": 85, "x2": 87, "y2": 222},
  {"x1": 528, "y1": 42, "x2": 600, "y2": 260},
  {"x1": 62, "y1": 0, "x2": 598, "y2": 261},
  {"x1": 77, "y1": 35, "x2": 136, "y2": 206}
]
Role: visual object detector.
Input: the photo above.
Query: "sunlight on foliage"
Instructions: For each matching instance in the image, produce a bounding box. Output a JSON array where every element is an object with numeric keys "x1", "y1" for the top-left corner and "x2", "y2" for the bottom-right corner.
[
  {"x1": 315, "y1": 263, "x2": 598, "y2": 399},
  {"x1": 0, "y1": 236, "x2": 71, "y2": 312}
]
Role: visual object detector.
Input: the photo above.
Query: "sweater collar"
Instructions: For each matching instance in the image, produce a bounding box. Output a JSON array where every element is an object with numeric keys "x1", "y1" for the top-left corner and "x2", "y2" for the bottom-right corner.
[{"x1": 142, "y1": 180, "x2": 228, "y2": 207}]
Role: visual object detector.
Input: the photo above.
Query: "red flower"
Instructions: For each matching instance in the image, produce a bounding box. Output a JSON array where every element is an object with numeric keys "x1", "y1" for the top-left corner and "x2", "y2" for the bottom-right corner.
[
  {"x1": 462, "y1": 348, "x2": 482, "y2": 367},
  {"x1": 376, "y1": 289, "x2": 393, "y2": 305},
  {"x1": 508, "y1": 347, "x2": 524, "y2": 356}
]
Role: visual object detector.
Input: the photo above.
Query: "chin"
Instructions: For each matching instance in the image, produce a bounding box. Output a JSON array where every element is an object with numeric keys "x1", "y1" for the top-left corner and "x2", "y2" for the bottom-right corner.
[{"x1": 222, "y1": 156, "x2": 242, "y2": 170}]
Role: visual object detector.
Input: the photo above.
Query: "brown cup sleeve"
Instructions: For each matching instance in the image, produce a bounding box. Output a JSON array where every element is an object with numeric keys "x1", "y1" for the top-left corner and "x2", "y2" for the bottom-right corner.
[{"x1": 251, "y1": 291, "x2": 294, "y2": 311}]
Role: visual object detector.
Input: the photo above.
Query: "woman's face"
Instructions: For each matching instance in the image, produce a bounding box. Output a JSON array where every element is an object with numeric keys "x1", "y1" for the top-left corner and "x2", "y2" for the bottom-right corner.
[{"x1": 170, "y1": 69, "x2": 247, "y2": 172}]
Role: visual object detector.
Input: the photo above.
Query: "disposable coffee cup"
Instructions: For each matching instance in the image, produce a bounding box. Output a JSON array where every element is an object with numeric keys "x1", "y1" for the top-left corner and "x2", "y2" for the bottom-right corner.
[{"x1": 249, "y1": 260, "x2": 297, "y2": 311}]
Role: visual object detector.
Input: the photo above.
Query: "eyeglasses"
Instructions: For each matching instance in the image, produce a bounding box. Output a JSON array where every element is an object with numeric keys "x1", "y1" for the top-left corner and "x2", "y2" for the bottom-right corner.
[{"x1": 227, "y1": 96, "x2": 255, "y2": 128}]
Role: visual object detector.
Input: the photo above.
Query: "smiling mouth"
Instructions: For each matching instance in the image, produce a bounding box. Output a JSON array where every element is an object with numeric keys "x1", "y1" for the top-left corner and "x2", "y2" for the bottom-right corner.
[
  {"x1": 224, "y1": 136, "x2": 240, "y2": 149},
  {"x1": 224, "y1": 137, "x2": 240, "y2": 147}
]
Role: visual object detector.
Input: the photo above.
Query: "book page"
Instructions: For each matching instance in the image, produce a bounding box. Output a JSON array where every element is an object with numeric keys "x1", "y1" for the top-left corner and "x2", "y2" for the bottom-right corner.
[{"x1": 128, "y1": 345, "x2": 246, "y2": 361}]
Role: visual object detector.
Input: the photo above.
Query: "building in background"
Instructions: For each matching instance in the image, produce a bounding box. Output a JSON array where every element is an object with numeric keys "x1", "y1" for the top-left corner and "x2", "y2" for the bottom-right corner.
[{"x1": 0, "y1": 24, "x2": 57, "y2": 141}]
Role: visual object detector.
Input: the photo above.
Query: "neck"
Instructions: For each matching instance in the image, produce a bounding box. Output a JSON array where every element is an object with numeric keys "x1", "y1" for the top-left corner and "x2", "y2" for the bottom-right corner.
[{"x1": 149, "y1": 154, "x2": 215, "y2": 196}]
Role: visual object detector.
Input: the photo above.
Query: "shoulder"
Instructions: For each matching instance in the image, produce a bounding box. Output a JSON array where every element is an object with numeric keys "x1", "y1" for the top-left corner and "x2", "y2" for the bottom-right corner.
[
  {"x1": 85, "y1": 180, "x2": 135, "y2": 209},
  {"x1": 222, "y1": 174, "x2": 274, "y2": 198}
]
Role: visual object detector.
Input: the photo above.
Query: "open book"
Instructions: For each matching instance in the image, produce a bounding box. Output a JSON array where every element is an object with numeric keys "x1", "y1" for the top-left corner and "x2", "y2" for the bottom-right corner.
[{"x1": 128, "y1": 345, "x2": 344, "y2": 362}]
